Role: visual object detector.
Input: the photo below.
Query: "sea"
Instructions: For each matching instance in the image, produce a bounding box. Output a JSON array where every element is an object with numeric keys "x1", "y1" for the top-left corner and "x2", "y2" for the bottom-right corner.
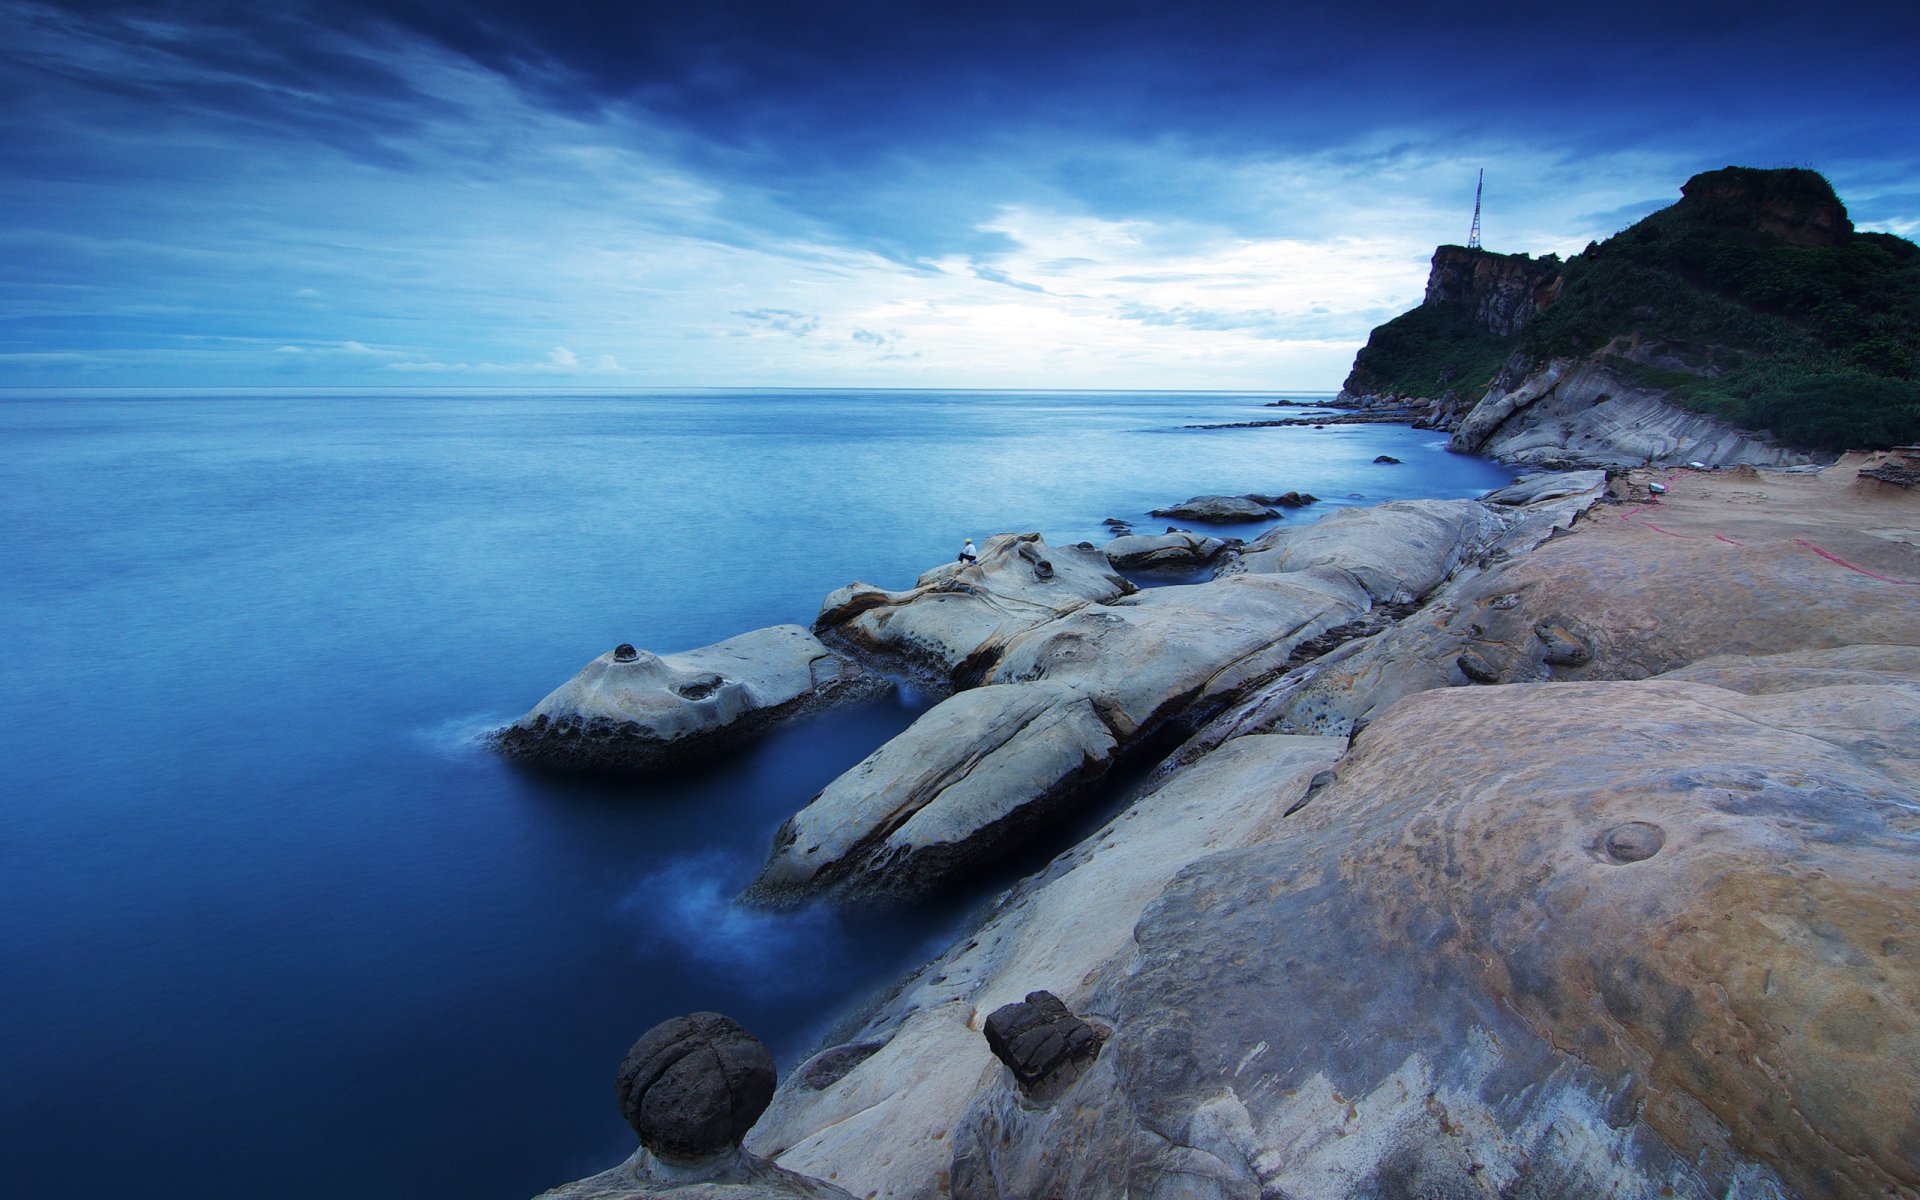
[{"x1": 0, "y1": 389, "x2": 1515, "y2": 1198}]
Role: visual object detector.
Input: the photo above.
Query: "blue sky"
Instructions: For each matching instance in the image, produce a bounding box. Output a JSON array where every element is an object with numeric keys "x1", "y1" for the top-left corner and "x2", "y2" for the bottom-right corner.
[{"x1": 4, "y1": 0, "x2": 1917, "y2": 389}]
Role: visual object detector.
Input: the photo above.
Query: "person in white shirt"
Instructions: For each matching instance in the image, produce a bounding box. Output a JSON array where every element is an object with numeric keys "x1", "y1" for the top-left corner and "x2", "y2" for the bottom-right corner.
[{"x1": 959, "y1": 537, "x2": 978, "y2": 565}]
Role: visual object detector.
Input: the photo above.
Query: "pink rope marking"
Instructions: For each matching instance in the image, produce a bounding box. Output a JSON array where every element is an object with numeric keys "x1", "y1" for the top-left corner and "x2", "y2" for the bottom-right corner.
[
  {"x1": 1640, "y1": 522, "x2": 1694, "y2": 539},
  {"x1": 1792, "y1": 539, "x2": 1920, "y2": 586},
  {"x1": 1713, "y1": 534, "x2": 1746, "y2": 547}
]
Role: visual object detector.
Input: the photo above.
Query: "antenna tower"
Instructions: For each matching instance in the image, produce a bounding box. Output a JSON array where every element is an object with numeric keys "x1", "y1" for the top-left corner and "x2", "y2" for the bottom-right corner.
[{"x1": 1466, "y1": 168, "x2": 1484, "y2": 250}]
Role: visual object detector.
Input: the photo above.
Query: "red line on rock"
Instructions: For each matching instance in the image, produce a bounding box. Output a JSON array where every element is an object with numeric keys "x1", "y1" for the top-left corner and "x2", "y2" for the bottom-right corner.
[{"x1": 1792, "y1": 539, "x2": 1920, "y2": 586}]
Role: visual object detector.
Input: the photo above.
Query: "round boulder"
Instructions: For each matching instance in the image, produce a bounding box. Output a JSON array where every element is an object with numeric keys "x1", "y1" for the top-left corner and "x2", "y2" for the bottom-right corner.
[{"x1": 616, "y1": 1012, "x2": 777, "y2": 1162}]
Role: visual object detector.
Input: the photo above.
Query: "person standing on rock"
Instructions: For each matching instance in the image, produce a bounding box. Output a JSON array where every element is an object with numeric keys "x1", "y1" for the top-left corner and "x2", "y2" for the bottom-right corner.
[{"x1": 959, "y1": 537, "x2": 978, "y2": 566}]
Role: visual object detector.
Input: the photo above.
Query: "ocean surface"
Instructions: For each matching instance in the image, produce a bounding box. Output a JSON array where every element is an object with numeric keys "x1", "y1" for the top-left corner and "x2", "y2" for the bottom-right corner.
[{"x1": 0, "y1": 389, "x2": 1515, "y2": 1198}]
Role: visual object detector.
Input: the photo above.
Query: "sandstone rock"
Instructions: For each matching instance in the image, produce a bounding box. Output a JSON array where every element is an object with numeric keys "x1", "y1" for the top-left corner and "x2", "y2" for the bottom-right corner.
[
  {"x1": 815, "y1": 533, "x2": 1131, "y2": 685},
  {"x1": 1221, "y1": 499, "x2": 1506, "y2": 603},
  {"x1": 743, "y1": 680, "x2": 1119, "y2": 905},
  {"x1": 493, "y1": 625, "x2": 882, "y2": 771},
  {"x1": 1450, "y1": 357, "x2": 1826, "y2": 469},
  {"x1": 1147, "y1": 495, "x2": 1278, "y2": 523},
  {"x1": 538, "y1": 1013, "x2": 855, "y2": 1200},
  {"x1": 752, "y1": 498, "x2": 1534, "y2": 906},
  {"x1": 1101, "y1": 530, "x2": 1229, "y2": 572},
  {"x1": 1480, "y1": 469, "x2": 1608, "y2": 505},
  {"x1": 941, "y1": 678, "x2": 1920, "y2": 1199},
  {"x1": 749, "y1": 735, "x2": 1347, "y2": 1198},
  {"x1": 980, "y1": 990, "x2": 1107, "y2": 1099}
]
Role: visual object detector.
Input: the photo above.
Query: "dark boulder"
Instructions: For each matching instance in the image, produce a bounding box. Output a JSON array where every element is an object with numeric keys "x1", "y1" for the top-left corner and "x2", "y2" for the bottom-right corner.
[
  {"x1": 617, "y1": 1013, "x2": 778, "y2": 1162},
  {"x1": 981, "y1": 990, "x2": 1108, "y2": 1100}
]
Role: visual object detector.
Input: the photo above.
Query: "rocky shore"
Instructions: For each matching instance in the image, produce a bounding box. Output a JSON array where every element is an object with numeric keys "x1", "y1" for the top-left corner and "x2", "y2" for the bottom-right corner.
[{"x1": 519, "y1": 446, "x2": 1920, "y2": 1199}]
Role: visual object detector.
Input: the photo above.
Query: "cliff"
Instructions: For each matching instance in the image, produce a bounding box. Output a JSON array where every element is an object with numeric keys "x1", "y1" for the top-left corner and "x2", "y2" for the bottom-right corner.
[{"x1": 1346, "y1": 166, "x2": 1920, "y2": 467}]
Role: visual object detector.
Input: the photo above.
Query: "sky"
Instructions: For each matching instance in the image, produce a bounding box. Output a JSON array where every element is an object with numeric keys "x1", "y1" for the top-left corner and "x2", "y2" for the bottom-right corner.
[{"x1": 3, "y1": 0, "x2": 1917, "y2": 390}]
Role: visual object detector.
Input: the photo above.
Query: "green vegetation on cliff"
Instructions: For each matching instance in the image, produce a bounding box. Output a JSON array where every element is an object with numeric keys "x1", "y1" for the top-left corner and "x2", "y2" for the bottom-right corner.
[
  {"x1": 1520, "y1": 169, "x2": 1920, "y2": 448},
  {"x1": 1343, "y1": 301, "x2": 1517, "y2": 403},
  {"x1": 1350, "y1": 167, "x2": 1920, "y2": 450}
]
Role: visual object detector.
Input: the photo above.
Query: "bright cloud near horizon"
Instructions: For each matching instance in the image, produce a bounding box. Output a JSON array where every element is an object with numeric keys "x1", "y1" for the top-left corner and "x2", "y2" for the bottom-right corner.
[{"x1": 3, "y1": 0, "x2": 1917, "y2": 390}]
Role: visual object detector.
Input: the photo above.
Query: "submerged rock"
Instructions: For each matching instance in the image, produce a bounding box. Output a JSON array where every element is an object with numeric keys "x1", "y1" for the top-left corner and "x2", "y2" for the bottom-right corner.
[
  {"x1": 1147, "y1": 494, "x2": 1278, "y2": 522},
  {"x1": 492, "y1": 625, "x2": 881, "y2": 771},
  {"x1": 815, "y1": 533, "x2": 1131, "y2": 686}
]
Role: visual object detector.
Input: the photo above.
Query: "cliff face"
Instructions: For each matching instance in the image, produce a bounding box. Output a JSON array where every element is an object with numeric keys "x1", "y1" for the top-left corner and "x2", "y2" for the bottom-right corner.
[
  {"x1": 1421, "y1": 243, "x2": 1564, "y2": 336},
  {"x1": 1348, "y1": 166, "x2": 1920, "y2": 465},
  {"x1": 1337, "y1": 247, "x2": 1560, "y2": 413}
]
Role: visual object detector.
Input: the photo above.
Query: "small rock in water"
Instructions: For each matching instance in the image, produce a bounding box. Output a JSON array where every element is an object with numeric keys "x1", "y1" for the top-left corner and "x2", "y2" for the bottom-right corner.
[{"x1": 1374, "y1": 455, "x2": 1402, "y2": 465}]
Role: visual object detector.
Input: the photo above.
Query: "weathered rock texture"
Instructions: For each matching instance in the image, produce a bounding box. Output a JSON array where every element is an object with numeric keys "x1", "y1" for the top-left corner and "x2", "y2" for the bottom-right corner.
[
  {"x1": 1421, "y1": 243, "x2": 1566, "y2": 337},
  {"x1": 1448, "y1": 357, "x2": 1823, "y2": 468},
  {"x1": 1102, "y1": 530, "x2": 1231, "y2": 572},
  {"x1": 494, "y1": 625, "x2": 881, "y2": 771},
  {"x1": 747, "y1": 458, "x2": 1919, "y2": 1200},
  {"x1": 814, "y1": 533, "x2": 1131, "y2": 686}
]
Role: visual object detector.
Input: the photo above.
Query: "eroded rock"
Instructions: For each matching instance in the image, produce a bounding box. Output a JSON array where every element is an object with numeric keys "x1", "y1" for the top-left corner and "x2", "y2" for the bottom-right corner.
[
  {"x1": 815, "y1": 533, "x2": 1131, "y2": 686},
  {"x1": 493, "y1": 625, "x2": 883, "y2": 771},
  {"x1": 1101, "y1": 530, "x2": 1230, "y2": 572}
]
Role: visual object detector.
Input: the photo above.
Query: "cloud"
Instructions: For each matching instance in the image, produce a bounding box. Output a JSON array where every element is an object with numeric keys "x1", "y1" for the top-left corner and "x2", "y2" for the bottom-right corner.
[{"x1": 733, "y1": 309, "x2": 820, "y2": 337}]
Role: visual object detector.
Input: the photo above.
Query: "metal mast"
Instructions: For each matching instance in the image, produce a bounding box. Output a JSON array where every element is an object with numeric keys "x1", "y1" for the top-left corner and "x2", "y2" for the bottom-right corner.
[{"x1": 1467, "y1": 168, "x2": 1484, "y2": 250}]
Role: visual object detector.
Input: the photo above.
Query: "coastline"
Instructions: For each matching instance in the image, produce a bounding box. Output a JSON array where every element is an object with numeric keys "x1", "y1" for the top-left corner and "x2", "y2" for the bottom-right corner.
[{"x1": 530, "y1": 443, "x2": 1920, "y2": 1199}]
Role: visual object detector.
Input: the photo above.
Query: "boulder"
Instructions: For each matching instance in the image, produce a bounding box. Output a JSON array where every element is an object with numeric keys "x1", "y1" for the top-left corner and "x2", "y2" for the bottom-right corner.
[
  {"x1": 1101, "y1": 530, "x2": 1229, "y2": 572},
  {"x1": 815, "y1": 533, "x2": 1132, "y2": 685},
  {"x1": 980, "y1": 991, "x2": 1108, "y2": 1100},
  {"x1": 493, "y1": 625, "x2": 882, "y2": 771},
  {"x1": 1245, "y1": 490, "x2": 1318, "y2": 508},
  {"x1": 1479, "y1": 468, "x2": 1609, "y2": 505},
  {"x1": 538, "y1": 1013, "x2": 856, "y2": 1200},
  {"x1": 1147, "y1": 495, "x2": 1278, "y2": 523}
]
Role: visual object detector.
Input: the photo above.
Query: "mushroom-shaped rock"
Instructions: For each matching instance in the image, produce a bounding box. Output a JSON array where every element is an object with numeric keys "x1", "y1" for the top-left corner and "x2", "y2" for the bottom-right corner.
[
  {"x1": 1102, "y1": 530, "x2": 1230, "y2": 572},
  {"x1": 982, "y1": 990, "x2": 1107, "y2": 1099},
  {"x1": 493, "y1": 625, "x2": 881, "y2": 772},
  {"x1": 535, "y1": 1014, "x2": 857, "y2": 1200},
  {"x1": 1148, "y1": 494, "x2": 1278, "y2": 523},
  {"x1": 814, "y1": 533, "x2": 1131, "y2": 685}
]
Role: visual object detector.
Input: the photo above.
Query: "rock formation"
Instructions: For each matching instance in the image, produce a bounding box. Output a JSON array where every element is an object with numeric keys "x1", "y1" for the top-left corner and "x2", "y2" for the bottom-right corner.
[
  {"x1": 720, "y1": 455, "x2": 1920, "y2": 1200},
  {"x1": 813, "y1": 532, "x2": 1131, "y2": 687},
  {"x1": 1147, "y1": 494, "x2": 1279, "y2": 523},
  {"x1": 1101, "y1": 529, "x2": 1231, "y2": 572},
  {"x1": 493, "y1": 625, "x2": 883, "y2": 771},
  {"x1": 539, "y1": 1013, "x2": 856, "y2": 1200}
]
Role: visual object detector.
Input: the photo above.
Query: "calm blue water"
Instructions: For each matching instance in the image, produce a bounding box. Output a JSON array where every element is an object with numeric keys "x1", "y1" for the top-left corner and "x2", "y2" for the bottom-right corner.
[{"x1": 0, "y1": 390, "x2": 1513, "y2": 1198}]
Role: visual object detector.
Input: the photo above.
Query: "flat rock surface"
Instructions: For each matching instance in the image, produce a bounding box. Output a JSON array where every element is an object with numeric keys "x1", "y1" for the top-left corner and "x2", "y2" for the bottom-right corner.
[
  {"x1": 1222, "y1": 498, "x2": 1506, "y2": 603},
  {"x1": 1265, "y1": 456, "x2": 1920, "y2": 736},
  {"x1": 494, "y1": 625, "x2": 878, "y2": 771}
]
